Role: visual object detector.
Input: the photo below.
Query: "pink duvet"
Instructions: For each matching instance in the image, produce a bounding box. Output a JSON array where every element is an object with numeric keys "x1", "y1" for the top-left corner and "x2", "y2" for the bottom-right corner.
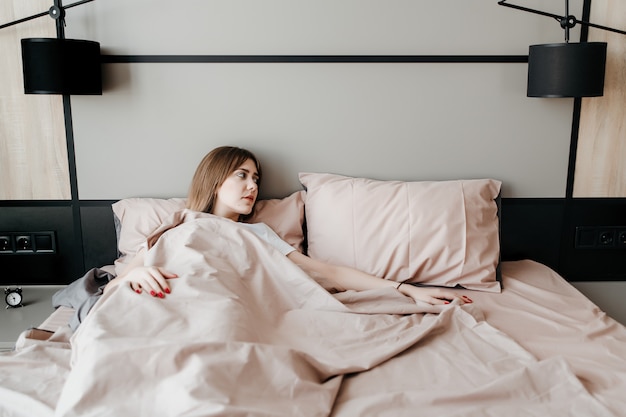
[{"x1": 1, "y1": 214, "x2": 624, "y2": 416}]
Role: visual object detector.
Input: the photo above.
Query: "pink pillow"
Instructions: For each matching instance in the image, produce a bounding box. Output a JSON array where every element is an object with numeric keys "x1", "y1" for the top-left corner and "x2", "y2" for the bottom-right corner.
[
  {"x1": 112, "y1": 191, "x2": 305, "y2": 261},
  {"x1": 299, "y1": 173, "x2": 502, "y2": 292},
  {"x1": 112, "y1": 198, "x2": 187, "y2": 260}
]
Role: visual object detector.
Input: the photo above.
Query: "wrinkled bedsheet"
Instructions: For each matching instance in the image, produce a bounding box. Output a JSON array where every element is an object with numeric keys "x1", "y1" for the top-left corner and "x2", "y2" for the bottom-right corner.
[{"x1": 0, "y1": 215, "x2": 619, "y2": 416}]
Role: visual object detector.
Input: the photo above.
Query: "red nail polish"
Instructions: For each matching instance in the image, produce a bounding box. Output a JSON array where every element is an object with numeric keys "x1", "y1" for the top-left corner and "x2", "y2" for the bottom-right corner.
[
  {"x1": 158, "y1": 292, "x2": 164, "y2": 298},
  {"x1": 164, "y1": 288, "x2": 171, "y2": 294},
  {"x1": 150, "y1": 290, "x2": 156, "y2": 296},
  {"x1": 444, "y1": 301, "x2": 450, "y2": 304},
  {"x1": 135, "y1": 289, "x2": 142, "y2": 294}
]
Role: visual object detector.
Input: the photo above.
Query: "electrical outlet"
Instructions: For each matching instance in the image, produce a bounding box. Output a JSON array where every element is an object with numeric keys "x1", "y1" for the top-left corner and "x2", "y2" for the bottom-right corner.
[
  {"x1": 597, "y1": 229, "x2": 615, "y2": 247},
  {"x1": 15, "y1": 235, "x2": 33, "y2": 251},
  {"x1": 0, "y1": 231, "x2": 56, "y2": 254},
  {"x1": 0, "y1": 235, "x2": 12, "y2": 253},
  {"x1": 576, "y1": 226, "x2": 626, "y2": 250}
]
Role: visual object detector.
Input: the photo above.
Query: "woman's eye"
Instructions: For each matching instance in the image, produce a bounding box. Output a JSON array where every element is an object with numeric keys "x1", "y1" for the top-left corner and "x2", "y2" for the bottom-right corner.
[{"x1": 234, "y1": 171, "x2": 258, "y2": 184}]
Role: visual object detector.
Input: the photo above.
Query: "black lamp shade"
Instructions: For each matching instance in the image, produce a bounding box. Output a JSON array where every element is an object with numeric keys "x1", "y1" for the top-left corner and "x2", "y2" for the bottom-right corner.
[
  {"x1": 21, "y1": 38, "x2": 102, "y2": 95},
  {"x1": 527, "y1": 42, "x2": 607, "y2": 98}
]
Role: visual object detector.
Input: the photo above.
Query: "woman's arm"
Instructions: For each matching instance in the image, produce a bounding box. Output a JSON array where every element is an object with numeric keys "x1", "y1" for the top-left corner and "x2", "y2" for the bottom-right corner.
[
  {"x1": 103, "y1": 248, "x2": 178, "y2": 297},
  {"x1": 287, "y1": 251, "x2": 471, "y2": 305}
]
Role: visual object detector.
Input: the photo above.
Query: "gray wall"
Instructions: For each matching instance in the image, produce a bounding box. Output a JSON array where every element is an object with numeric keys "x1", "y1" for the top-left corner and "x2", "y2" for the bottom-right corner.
[{"x1": 65, "y1": 0, "x2": 583, "y2": 200}]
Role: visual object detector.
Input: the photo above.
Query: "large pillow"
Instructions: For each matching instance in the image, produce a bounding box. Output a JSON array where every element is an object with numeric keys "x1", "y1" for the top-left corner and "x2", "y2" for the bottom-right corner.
[
  {"x1": 112, "y1": 191, "x2": 305, "y2": 272},
  {"x1": 112, "y1": 197, "x2": 187, "y2": 261},
  {"x1": 299, "y1": 173, "x2": 502, "y2": 292}
]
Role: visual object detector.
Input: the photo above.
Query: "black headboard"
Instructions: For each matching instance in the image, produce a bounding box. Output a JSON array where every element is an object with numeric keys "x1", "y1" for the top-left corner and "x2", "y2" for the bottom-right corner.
[{"x1": 1, "y1": 198, "x2": 625, "y2": 285}]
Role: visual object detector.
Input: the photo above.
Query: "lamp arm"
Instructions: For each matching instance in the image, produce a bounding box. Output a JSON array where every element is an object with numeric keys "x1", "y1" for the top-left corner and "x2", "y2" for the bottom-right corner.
[
  {"x1": 498, "y1": 0, "x2": 626, "y2": 37},
  {"x1": 0, "y1": 0, "x2": 95, "y2": 31},
  {"x1": 497, "y1": 1, "x2": 562, "y2": 22},
  {"x1": 63, "y1": 0, "x2": 96, "y2": 12},
  {"x1": 0, "y1": 10, "x2": 50, "y2": 30},
  {"x1": 576, "y1": 18, "x2": 626, "y2": 36}
]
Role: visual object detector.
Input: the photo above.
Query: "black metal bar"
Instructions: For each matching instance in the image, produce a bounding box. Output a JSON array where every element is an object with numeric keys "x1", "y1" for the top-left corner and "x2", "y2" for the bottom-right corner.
[
  {"x1": 565, "y1": 0, "x2": 570, "y2": 42},
  {"x1": 0, "y1": 10, "x2": 49, "y2": 30},
  {"x1": 100, "y1": 55, "x2": 529, "y2": 64},
  {"x1": 580, "y1": 0, "x2": 591, "y2": 42},
  {"x1": 0, "y1": 200, "x2": 73, "y2": 207},
  {"x1": 564, "y1": 0, "x2": 592, "y2": 200},
  {"x1": 497, "y1": 1, "x2": 562, "y2": 22},
  {"x1": 55, "y1": 0, "x2": 65, "y2": 38},
  {"x1": 64, "y1": 0, "x2": 95, "y2": 10},
  {"x1": 577, "y1": 19, "x2": 626, "y2": 36},
  {"x1": 62, "y1": 93, "x2": 86, "y2": 274}
]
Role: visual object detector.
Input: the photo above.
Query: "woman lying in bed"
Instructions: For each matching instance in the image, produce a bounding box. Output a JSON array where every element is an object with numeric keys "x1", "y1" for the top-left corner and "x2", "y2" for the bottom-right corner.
[{"x1": 104, "y1": 146, "x2": 472, "y2": 306}]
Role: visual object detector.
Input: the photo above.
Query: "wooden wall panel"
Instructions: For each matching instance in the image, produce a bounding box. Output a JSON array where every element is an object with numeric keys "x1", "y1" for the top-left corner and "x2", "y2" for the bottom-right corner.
[
  {"x1": 0, "y1": 0, "x2": 70, "y2": 200},
  {"x1": 574, "y1": 0, "x2": 626, "y2": 197}
]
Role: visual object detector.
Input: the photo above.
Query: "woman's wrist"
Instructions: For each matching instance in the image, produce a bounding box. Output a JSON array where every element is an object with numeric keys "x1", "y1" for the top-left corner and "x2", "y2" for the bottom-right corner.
[{"x1": 395, "y1": 281, "x2": 411, "y2": 296}]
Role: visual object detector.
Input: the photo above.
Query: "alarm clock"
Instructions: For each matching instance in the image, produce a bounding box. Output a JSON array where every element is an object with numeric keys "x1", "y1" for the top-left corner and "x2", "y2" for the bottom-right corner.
[{"x1": 5, "y1": 287, "x2": 23, "y2": 309}]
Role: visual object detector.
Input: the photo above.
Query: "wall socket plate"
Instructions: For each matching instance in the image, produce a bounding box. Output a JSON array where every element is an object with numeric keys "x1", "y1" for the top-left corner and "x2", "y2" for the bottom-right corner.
[
  {"x1": 0, "y1": 231, "x2": 56, "y2": 254},
  {"x1": 575, "y1": 226, "x2": 626, "y2": 249}
]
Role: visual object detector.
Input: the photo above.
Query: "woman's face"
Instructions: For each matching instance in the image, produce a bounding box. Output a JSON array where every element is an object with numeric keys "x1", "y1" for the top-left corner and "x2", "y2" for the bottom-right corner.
[{"x1": 212, "y1": 158, "x2": 259, "y2": 221}]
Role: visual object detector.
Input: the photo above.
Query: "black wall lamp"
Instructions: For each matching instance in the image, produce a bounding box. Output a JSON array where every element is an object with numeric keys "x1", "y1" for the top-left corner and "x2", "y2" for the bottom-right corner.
[
  {"x1": 498, "y1": 0, "x2": 626, "y2": 98},
  {"x1": 0, "y1": 0, "x2": 101, "y2": 95}
]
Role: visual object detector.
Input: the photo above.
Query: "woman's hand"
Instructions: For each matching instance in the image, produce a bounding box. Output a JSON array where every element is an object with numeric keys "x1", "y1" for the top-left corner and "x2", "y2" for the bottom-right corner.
[
  {"x1": 398, "y1": 284, "x2": 472, "y2": 305},
  {"x1": 114, "y1": 266, "x2": 178, "y2": 298},
  {"x1": 103, "y1": 248, "x2": 178, "y2": 297}
]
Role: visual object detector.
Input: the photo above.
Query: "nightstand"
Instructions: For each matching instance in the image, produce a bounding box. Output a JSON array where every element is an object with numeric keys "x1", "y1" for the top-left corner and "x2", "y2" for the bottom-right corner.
[{"x1": 0, "y1": 285, "x2": 65, "y2": 351}]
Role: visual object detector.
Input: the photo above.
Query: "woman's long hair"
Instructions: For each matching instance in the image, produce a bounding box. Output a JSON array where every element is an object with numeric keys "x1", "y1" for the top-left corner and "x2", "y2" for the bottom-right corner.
[{"x1": 186, "y1": 146, "x2": 262, "y2": 216}]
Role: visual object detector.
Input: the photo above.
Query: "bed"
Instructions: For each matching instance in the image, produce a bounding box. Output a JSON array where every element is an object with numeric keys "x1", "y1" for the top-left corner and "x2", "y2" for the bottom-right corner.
[{"x1": 1, "y1": 173, "x2": 625, "y2": 417}]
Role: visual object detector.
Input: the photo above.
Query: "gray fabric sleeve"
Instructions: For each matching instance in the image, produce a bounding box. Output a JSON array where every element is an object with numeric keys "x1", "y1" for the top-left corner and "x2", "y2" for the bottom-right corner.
[{"x1": 52, "y1": 268, "x2": 116, "y2": 331}]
